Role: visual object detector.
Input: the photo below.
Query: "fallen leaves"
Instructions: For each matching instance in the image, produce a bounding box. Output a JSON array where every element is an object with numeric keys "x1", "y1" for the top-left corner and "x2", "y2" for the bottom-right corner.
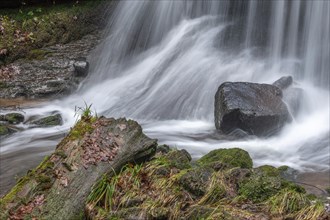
[
  {"x1": 0, "y1": 64, "x2": 19, "y2": 81},
  {"x1": 81, "y1": 119, "x2": 123, "y2": 169},
  {"x1": 9, "y1": 194, "x2": 45, "y2": 220}
]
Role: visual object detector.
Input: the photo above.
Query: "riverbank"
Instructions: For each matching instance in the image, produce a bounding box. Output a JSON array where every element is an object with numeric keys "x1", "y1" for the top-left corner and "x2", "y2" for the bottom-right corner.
[{"x1": 1, "y1": 116, "x2": 329, "y2": 219}]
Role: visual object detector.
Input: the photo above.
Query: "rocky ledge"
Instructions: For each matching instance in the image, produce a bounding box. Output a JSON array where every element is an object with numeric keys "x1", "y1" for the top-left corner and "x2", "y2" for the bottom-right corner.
[
  {"x1": 1, "y1": 115, "x2": 329, "y2": 220},
  {"x1": 0, "y1": 31, "x2": 101, "y2": 100}
]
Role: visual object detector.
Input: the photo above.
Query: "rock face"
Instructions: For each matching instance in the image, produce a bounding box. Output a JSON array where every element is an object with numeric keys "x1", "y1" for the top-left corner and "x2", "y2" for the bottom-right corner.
[
  {"x1": 214, "y1": 82, "x2": 292, "y2": 136},
  {"x1": 0, "y1": 117, "x2": 157, "y2": 220},
  {"x1": 0, "y1": 33, "x2": 101, "y2": 99}
]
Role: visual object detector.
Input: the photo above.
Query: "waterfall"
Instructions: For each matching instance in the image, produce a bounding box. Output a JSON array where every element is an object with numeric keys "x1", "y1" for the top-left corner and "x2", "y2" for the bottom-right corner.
[{"x1": 1, "y1": 0, "x2": 329, "y2": 192}]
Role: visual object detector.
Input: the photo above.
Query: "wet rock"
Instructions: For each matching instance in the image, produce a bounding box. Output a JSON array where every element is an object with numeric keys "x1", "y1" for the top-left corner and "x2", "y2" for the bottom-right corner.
[
  {"x1": 0, "y1": 124, "x2": 9, "y2": 136},
  {"x1": 272, "y1": 76, "x2": 293, "y2": 90},
  {"x1": 73, "y1": 58, "x2": 89, "y2": 77},
  {"x1": 3, "y1": 112, "x2": 24, "y2": 124},
  {"x1": 1, "y1": 117, "x2": 157, "y2": 220},
  {"x1": 164, "y1": 149, "x2": 192, "y2": 170},
  {"x1": 198, "y1": 148, "x2": 253, "y2": 169},
  {"x1": 0, "y1": 32, "x2": 101, "y2": 99},
  {"x1": 29, "y1": 113, "x2": 63, "y2": 127},
  {"x1": 214, "y1": 82, "x2": 292, "y2": 136},
  {"x1": 32, "y1": 80, "x2": 74, "y2": 98},
  {"x1": 179, "y1": 167, "x2": 213, "y2": 197}
]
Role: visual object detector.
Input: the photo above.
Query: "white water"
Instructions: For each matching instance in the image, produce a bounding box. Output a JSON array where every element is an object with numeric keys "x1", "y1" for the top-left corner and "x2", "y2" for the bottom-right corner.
[{"x1": 1, "y1": 0, "x2": 329, "y2": 186}]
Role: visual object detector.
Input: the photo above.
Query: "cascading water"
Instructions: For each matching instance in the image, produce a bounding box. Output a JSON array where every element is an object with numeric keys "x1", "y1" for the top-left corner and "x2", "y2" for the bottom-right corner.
[{"x1": 1, "y1": 0, "x2": 329, "y2": 193}]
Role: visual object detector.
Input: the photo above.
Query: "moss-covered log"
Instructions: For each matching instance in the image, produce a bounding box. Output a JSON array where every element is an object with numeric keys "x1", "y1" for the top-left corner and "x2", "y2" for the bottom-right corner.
[{"x1": 0, "y1": 117, "x2": 157, "y2": 219}]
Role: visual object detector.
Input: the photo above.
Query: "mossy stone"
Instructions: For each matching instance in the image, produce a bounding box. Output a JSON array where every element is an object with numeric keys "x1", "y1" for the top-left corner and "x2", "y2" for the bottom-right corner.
[
  {"x1": 0, "y1": 124, "x2": 9, "y2": 136},
  {"x1": 4, "y1": 113, "x2": 24, "y2": 124},
  {"x1": 198, "y1": 148, "x2": 253, "y2": 169},
  {"x1": 30, "y1": 113, "x2": 63, "y2": 127},
  {"x1": 238, "y1": 173, "x2": 283, "y2": 203},
  {"x1": 255, "y1": 165, "x2": 280, "y2": 177},
  {"x1": 164, "y1": 149, "x2": 192, "y2": 170},
  {"x1": 179, "y1": 167, "x2": 213, "y2": 197}
]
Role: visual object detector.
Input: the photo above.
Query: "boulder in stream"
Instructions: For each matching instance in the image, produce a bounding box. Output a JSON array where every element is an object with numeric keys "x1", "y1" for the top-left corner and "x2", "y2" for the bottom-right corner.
[
  {"x1": 214, "y1": 82, "x2": 292, "y2": 136},
  {"x1": 1, "y1": 112, "x2": 24, "y2": 124},
  {"x1": 29, "y1": 113, "x2": 63, "y2": 127}
]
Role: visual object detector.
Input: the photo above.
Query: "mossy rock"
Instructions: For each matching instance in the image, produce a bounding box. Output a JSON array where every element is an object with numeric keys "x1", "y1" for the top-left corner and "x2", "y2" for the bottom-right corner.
[
  {"x1": 4, "y1": 113, "x2": 24, "y2": 124},
  {"x1": 198, "y1": 148, "x2": 253, "y2": 169},
  {"x1": 255, "y1": 165, "x2": 280, "y2": 177},
  {"x1": 164, "y1": 149, "x2": 192, "y2": 170},
  {"x1": 239, "y1": 166, "x2": 305, "y2": 203},
  {"x1": 30, "y1": 113, "x2": 63, "y2": 127},
  {"x1": 179, "y1": 167, "x2": 213, "y2": 197},
  {"x1": 0, "y1": 124, "x2": 9, "y2": 136}
]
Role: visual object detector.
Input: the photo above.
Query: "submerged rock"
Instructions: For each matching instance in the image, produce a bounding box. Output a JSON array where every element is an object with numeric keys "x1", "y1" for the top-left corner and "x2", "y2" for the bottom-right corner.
[
  {"x1": 214, "y1": 82, "x2": 292, "y2": 136},
  {"x1": 29, "y1": 113, "x2": 63, "y2": 127},
  {"x1": 0, "y1": 124, "x2": 9, "y2": 136},
  {"x1": 2, "y1": 112, "x2": 24, "y2": 124},
  {"x1": 0, "y1": 117, "x2": 157, "y2": 220}
]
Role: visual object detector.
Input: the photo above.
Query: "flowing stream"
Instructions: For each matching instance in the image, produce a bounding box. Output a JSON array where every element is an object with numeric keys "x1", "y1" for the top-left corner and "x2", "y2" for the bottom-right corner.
[{"x1": 1, "y1": 0, "x2": 329, "y2": 193}]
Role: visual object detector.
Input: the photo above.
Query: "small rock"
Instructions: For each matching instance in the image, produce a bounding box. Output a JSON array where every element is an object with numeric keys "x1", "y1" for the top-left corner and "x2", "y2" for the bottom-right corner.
[
  {"x1": 272, "y1": 76, "x2": 293, "y2": 90},
  {"x1": 29, "y1": 114, "x2": 63, "y2": 127},
  {"x1": 3, "y1": 113, "x2": 24, "y2": 124},
  {"x1": 73, "y1": 58, "x2": 89, "y2": 77},
  {"x1": 0, "y1": 124, "x2": 9, "y2": 136}
]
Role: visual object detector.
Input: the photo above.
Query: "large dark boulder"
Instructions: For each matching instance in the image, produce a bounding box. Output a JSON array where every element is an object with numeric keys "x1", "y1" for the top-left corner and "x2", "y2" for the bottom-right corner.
[{"x1": 214, "y1": 82, "x2": 291, "y2": 136}]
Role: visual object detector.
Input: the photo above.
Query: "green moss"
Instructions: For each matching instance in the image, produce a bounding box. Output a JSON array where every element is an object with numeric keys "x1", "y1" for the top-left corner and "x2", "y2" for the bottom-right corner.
[
  {"x1": 32, "y1": 114, "x2": 62, "y2": 127},
  {"x1": 4, "y1": 113, "x2": 24, "y2": 124},
  {"x1": 27, "y1": 49, "x2": 52, "y2": 60},
  {"x1": 164, "y1": 149, "x2": 192, "y2": 170},
  {"x1": 0, "y1": 124, "x2": 9, "y2": 136},
  {"x1": 36, "y1": 174, "x2": 51, "y2": 183},
  {"x1": 277, "y1": 165, "x2": 289, "y2": 172},
  {"x1": 55, "y1": 150, "x2": 67, "y2": 159},
  {"x1": 238, "y1": 173, "x2": 282, "y2": 203},
  {"x1": 179, "y1": 167, "x2": 212, "y2": 197},
  {"x1": 35, "y1": 155, "x2": 54, "y2": 170},
  {"x1": 198, "y1": 148, "x2": 253, "y2": 169},
  {"x1": 68, "y1": 117, "x2": 97, "y2": 140},
  {"x1": 255, "y1": 165, "x2": 280, "y2": 177},
  {"x1": 1, "y1": 175, "x2": 31, "y2": 205}
]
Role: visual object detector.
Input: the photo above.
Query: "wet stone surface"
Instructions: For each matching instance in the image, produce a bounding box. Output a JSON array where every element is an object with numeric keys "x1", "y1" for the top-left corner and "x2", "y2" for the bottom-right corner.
[{"x1": 0, "y1": 31, "x2": 102, "y2": 99}]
